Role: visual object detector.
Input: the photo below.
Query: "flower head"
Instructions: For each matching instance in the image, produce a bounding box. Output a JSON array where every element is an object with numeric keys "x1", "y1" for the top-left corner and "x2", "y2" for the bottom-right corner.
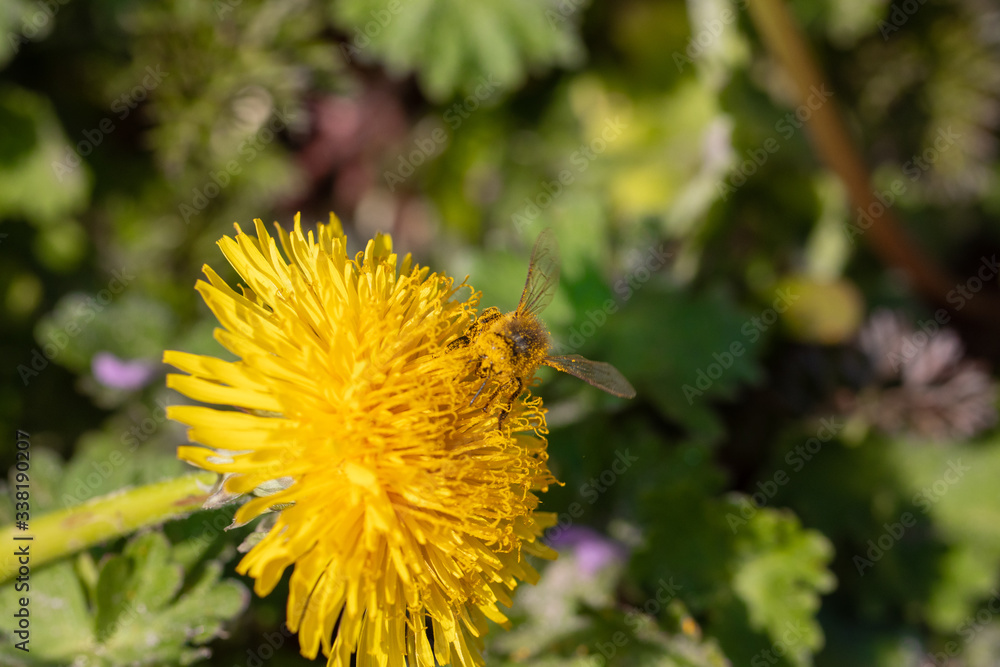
[{"x1": 165, "y1": 214, "x2": 557, "y2": 666}]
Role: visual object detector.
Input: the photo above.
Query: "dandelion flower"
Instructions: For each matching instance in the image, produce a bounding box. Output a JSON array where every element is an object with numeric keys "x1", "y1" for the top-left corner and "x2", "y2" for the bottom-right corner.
[{"x1": 164, "y1": 214, "x2": 557, "y2": 666}]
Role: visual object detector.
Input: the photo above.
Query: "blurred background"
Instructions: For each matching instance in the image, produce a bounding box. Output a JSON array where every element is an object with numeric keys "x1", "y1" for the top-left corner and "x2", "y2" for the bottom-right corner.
[{"x1": 3, "y1": 0, "x2": 1000, "y2": 665}]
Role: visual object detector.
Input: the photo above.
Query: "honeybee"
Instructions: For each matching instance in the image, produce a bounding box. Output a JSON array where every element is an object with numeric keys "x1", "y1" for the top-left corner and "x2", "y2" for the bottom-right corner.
[{"x1": 449, "y1": 229, "x2": 636, "y2": 421}]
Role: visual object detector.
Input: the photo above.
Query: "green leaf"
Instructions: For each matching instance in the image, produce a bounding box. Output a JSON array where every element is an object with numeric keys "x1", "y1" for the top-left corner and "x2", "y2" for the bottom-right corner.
[
  {"x1": 0, "y1": 0, "x2": 71, "y2": 69},
  {"x1": 0, "y1": 100, "x2": 36, "y2": 165},
  {"x1": 889, "y1": 435, "x2": 1000, "y2": 631},
  {"x1": 730, "y1": 508, "x2": 836, "y2": 665},
  {"x1": 38, "y1": 430, "x2": 187, "y2": 511},
  {"x1": 34, "y1": 290, "x2": 177, "y2": 376},
  {"x1": 633, "y1": 445, "x2": 835, "y2": 667},
  {"x1": 0, "y1": 558, "x2": 95, "y2": 666},
  {"x1": 2, "y1": 447, "x2": 65, "y2": 515},
  {"x1": 95, "y1": 533, "x2": 184, "y2": 641},
  {"x1": 0, "y1": 531, "x2": 248, "y2": 667},
  {"x1": 604, "y1": 287, "x2": 764, "y2": 442},
  {"x1": 97, "y1": 533, "x2": 247, "y2": 665},
  {"x1": 0, "y1": 85, "x2": 90, "y2": 221},
  {"x1": 332, "y1": 0, "x2": 584, "y2": 101},
  {"x1": 93, "y1": 551, "x2": 138, "y2": 643},
  {"x1": 488, "y1": 542, "x2": 730, "y2": 666}
]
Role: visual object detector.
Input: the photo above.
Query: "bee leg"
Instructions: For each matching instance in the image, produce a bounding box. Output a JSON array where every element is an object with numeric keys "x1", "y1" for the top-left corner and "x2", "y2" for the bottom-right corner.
[
  {"x1": 478, "y1": 379, "x2": 506, "y2": 411},
  {"x1": 495, "y1": 376, "x2": 527, "y2": 429},
  {"x1": 448, "y1": 307, "x2": 503, "y2": 351},
  {"x1": 469, "y1": 379, "x2": 489, "y2": 406},
  {"x1": 450, "y1": 352, "x2": 485, "y2": 392},
  {"x1": 447, "y1": 334, "x2": 471, "y2": 351},
  {"x1": 474, "y1": 307, "x2": 503, "y2": 328}
]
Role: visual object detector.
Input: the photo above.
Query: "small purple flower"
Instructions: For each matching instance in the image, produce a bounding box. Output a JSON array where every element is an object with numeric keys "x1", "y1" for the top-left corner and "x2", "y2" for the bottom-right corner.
[
  {"x1": 92, "y1": 352, "x2": 157, "y2": 390},
  {"x1": 549, "y1": 526, "x2": 628, "y2": 576}
]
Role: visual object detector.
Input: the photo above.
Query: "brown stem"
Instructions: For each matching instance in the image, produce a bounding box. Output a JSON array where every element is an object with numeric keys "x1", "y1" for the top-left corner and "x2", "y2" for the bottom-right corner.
[{"x1": 746, "y1": 0, "x2": 1000, "y2": 326}]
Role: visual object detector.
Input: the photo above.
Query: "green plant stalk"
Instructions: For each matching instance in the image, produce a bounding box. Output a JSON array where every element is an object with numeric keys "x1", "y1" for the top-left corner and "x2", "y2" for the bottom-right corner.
[{"x1": 0, "y1": 471, "x2": 217, "y2": 584}]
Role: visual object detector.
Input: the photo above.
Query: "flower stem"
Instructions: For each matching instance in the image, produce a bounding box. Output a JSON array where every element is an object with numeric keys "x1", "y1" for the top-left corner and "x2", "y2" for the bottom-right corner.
[{"x1": 0, "y1": 471, "x2": 217, "y2": 584}]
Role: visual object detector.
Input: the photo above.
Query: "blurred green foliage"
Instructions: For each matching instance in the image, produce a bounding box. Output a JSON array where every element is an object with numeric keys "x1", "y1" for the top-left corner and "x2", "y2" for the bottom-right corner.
[
  {"x1": 3, "y1": 0, "x2": 1000, "y2": 665},
  {"x1": 0, "y1": 532, "x2": 248, "y2": 667}
]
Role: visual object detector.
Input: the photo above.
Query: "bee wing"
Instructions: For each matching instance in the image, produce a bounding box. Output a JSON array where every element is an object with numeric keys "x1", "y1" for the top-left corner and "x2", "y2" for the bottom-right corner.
[
  {"x1": 543, "y1": 354, "x2": 636, "y2": 399},
  {"x1": 517, "y1": 228, "x2": 560, "y2": 317}
]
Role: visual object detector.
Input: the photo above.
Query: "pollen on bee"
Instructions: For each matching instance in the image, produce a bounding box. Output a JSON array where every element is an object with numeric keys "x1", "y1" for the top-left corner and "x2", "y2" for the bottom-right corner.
[
  {"x1": 452, "y1": 228, "x2": 635, "y2": 418},
  {"x1": 497, "y1": 314, "x2": 550, "y2": 371}
]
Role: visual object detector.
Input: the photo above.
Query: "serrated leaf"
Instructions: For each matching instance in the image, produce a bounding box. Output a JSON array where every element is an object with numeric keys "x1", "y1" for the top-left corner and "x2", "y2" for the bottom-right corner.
[
  {"x1": 0, "y1": 530, "x2": 248, "y2": 666},
  {"x1": 633, "y1": 444, "x2": 835, "y2": 667},
  {"x1": 94, "y1": 533, "x2": 184, "y2": 643},
  {"x1": 0, "y1": 557, "x2": 95, "y2": 666},
  {"x1": 94, "y1": 553, "x2": 136, "y2": 643},
  {"x1": 333, "y1": 0, "x2": 584, "y2": 101},
  {"x1": 730, "y1": 508, "x2": 836, "y2": 665}
]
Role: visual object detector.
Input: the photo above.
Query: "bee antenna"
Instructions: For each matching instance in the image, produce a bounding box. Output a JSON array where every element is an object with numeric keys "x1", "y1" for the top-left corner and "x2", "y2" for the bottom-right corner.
[{"x1": 470, "y1": 379, "x2": 488, "y2": 407}]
